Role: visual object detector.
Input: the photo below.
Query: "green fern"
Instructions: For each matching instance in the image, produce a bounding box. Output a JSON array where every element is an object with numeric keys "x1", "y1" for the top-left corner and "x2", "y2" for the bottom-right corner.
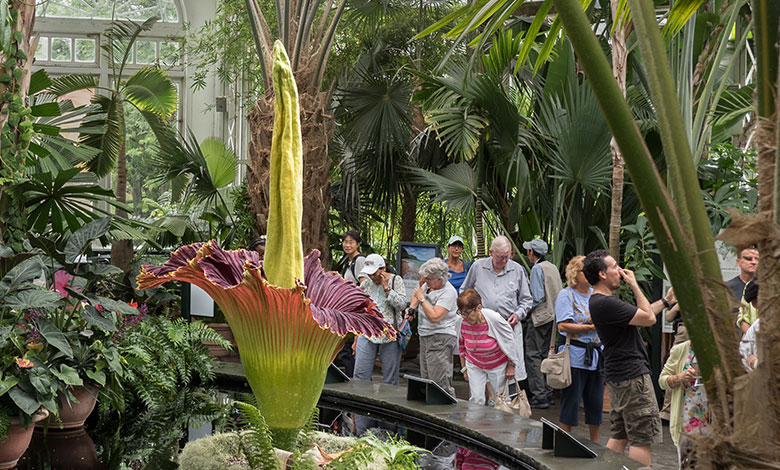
[
  {"x1": 289, "y1": 408, "x2": 319, "y2": 470},
  {"x1": 362, "y1": 432, "x2": 427, "y2": 470},
  {"x1": 233, "y1": 400, "x2": 281, "y2": 470}
]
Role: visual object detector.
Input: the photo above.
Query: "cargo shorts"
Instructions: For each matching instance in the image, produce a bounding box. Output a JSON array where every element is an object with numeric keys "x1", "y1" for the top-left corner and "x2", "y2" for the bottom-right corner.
[{"x1": 606, "y1": 374, "x2": 662, "y2": 446}]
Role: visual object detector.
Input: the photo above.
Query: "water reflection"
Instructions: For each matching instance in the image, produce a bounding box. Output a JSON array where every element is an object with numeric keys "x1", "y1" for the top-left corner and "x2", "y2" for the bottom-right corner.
[{"x1": 17, "y1": 428, "x2": 104, "y2": 470}]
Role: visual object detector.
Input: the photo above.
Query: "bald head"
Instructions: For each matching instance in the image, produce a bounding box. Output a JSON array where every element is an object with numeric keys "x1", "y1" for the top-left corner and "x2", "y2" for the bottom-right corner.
[{"x1": 490, "y1": 236, "x2": 512, "y2": 253}]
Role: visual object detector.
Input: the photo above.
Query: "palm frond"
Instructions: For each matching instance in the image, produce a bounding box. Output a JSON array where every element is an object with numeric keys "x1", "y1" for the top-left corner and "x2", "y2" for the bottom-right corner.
[
  {"x1": 663, "y1": 0, "x2": 707, "y2": 37},
  {"x1": 123, "y1": 67, "x2": 178, "y2": 116},
  {"x1": 48, "y1": 74, "x2": 100, "y2": 97},
  {"x1": 201, "y1": 137, "x2": 239, "y2": 189},
  {"x1": 406, "y1": 163, "x2": 476, "y2": 212},
  {"x1": 80, "y1": 94, "x2": 123, "y2": 178}
]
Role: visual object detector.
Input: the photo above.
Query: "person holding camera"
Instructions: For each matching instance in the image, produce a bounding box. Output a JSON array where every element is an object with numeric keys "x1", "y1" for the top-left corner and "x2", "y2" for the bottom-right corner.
[{"x1": 406, "y1": 258, "x2": 459, "y2": 398}]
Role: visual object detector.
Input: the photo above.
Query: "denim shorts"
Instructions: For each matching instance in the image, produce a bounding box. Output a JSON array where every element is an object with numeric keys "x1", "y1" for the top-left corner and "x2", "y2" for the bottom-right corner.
[{"x1": 606, "y1": 374, "x2": 662, "y2": 446}]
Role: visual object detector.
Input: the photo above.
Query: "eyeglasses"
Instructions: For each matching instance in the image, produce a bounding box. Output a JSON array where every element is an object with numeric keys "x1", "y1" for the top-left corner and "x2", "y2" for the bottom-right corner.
[
  {"x1": 458, "y1": 308, "x2": 476, "y2": 317},
  {"x1": 742, "y1": 256, "x2": 758, "y2": 262},
  {"x1": 492, "y1": 254, "x2": 510, "y2": 261}
]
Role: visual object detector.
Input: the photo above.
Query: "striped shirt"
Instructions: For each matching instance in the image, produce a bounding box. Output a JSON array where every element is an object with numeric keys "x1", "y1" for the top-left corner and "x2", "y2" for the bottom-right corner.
[
  {"x1": 459, "y1": 322, "x2": 508, "y2": 370},
  {"x1": 456, "y1": 447, "x2": 499, "y2": 470}
]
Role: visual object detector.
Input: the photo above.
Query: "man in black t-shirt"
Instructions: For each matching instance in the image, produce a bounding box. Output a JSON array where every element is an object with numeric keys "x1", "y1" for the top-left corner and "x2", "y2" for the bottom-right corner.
[{"x1": 582, "y1": 250, "x2": 669, "y2": 467}]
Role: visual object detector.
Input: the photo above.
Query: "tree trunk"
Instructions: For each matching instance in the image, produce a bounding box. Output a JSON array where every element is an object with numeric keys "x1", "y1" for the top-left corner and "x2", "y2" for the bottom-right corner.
[
  {"x1": 608, "y1": 0, "x2": 629, "y2": 260},
  {"x1": 246, "y1": 89, "x2": 332, "y2": 267},
  {"x1": 400, "y1": 185, "x2": 417, "y2": 242},
  {"x1": 0, "y1": 1, "x2": 36, "y2": 248},
  {"x1": 475, "y1": 186, "x2": 485, "y2": 257},
  {"x1": 111, "y1": 141, "x2": 133, "y2": 270}
]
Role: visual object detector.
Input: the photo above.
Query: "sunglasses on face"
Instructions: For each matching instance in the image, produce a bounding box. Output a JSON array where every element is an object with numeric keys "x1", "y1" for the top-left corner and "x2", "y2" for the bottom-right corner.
[{"x1": 742, "y1": 256, "x2": 758, "y2": 262}]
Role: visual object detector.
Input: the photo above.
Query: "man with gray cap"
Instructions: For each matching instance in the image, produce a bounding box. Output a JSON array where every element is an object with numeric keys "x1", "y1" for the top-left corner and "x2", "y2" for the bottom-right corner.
[{"x1": 524, "y1": 238, "x2": 562, "y2": 408}]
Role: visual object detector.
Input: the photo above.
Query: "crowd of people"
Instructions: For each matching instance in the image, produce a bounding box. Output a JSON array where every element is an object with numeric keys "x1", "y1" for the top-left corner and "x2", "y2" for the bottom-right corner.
[{"x1": 318, "y1": 230, "x2": 762, "y2": 469}]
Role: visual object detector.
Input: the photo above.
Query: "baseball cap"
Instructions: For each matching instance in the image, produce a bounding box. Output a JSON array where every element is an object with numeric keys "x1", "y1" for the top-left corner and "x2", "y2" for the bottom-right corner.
[
  {"x1": 522, "y1": 238, "x2": 548, "y2": 255},
  {"x1": 447, "y1": 235, "x2": 464, "y2": 246},
  {"x1": 359, "y1": 254, "x2": 386, "y2": 276}
]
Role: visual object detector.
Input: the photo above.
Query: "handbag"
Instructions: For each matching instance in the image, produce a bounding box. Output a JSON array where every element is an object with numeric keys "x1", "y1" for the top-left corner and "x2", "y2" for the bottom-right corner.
[
  {"x1": 494, "y1": 377, "x2": 531, "y2": 418},
  {"x1": 540, "y1": 289, "x2": 573, "y2": 389}
]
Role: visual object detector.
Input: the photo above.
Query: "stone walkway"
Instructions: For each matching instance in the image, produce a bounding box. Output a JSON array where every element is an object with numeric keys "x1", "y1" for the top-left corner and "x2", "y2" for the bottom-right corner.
[{"x1": 391, "y1": 360, "x2": 679, "y2": 469}]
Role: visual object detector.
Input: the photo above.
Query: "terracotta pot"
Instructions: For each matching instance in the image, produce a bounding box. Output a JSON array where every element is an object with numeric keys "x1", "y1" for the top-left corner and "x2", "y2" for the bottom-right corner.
[
  {"x1": 0, "y1": 409, "x2": 49, "y2": 470},
  {"x1": 40, "y1": 386, "x2": 98, "y2": 430}
]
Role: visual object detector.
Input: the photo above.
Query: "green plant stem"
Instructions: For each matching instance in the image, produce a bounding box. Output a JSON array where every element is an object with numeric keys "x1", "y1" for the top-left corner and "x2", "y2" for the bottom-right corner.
[{"x1": 549, "y1": 0, "x2": 742, "y2": 410}]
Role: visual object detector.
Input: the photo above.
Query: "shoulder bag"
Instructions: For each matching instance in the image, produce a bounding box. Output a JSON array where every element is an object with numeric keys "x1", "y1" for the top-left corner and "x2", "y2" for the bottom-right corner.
[
  {"x1": 494, "y1": 377, "x2": 531, "y2": 418},
  {"x1": 540, "y1": 289, "x2": 573, "y2": 389}
]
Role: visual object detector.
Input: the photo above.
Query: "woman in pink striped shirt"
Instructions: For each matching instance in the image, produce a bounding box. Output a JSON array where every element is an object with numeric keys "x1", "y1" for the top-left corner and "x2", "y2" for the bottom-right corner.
[{"x1": 457, "y1": 289, "x2": 520, "y2": 405}]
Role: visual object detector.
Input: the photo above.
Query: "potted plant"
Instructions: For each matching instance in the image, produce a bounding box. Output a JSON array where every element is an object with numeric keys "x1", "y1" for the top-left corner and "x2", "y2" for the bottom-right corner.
[
  {"x1": 0, "y1": 246, "x2": 64, "y2": 468},
  {"x1": 26, "y1": 217, "x2": 138, "y2": 429},
  {"x1": 1, "y1": 218, "x2": 138, "y2": 436}
]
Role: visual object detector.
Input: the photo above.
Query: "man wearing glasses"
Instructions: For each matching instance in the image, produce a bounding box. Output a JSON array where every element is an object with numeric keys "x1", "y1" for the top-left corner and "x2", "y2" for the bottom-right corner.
[{"x1": 461, "y1": 236, "x2": 532, "y2": 383}]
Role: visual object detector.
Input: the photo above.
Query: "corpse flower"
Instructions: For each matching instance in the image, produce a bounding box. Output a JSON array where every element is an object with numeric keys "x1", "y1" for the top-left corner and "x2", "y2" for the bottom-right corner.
[{"x1": 137, "y1": 41, "x2": 394, "y2": 450}]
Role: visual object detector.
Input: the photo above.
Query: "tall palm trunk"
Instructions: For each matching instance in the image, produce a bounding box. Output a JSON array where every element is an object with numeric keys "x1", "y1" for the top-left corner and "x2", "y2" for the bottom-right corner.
[
  {"x1": 474, "y1": 186, "x2": 485, "y2": 257},
  {"x1": 246, "y1": 90, "x2": 332, "y2": 265},
  {"x1": 111, "y1": 141, "x2": 133, "y2": 270},
  {"x1": 608, "y1": 0, "x2": 629, "y2": 260},
  {"x1": 400, "y1": 185, "x2": 417, "y2": 242}
]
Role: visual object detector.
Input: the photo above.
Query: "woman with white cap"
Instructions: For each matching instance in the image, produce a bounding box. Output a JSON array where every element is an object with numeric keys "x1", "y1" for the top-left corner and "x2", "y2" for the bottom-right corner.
[
  {"x1": 445, "y1": 235, "x2": 470, "y2": 294},
  {"x1": 353, "y1": 253, "x2": 406, "y2": 434}
]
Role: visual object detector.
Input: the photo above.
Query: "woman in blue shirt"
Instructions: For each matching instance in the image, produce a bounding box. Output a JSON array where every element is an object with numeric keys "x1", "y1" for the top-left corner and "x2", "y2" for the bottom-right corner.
[
  {"x1": 445, "y1": 235, "x2": 469, "y2": 293},
  {"x1": 553, "y1": 255, "x2": 604, "y2": 443}
]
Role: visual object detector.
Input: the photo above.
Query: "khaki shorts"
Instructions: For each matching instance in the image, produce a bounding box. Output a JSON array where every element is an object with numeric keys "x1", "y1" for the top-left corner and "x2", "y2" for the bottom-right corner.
[{"x1": 606, "y1": 374, "x2": 662, "y2": 446}]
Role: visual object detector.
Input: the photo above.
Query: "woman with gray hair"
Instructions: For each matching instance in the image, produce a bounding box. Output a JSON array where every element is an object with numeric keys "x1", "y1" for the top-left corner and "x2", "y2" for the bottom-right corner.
[{"x1": 405, "y1": 258, "x2": 459, "y2": 397}]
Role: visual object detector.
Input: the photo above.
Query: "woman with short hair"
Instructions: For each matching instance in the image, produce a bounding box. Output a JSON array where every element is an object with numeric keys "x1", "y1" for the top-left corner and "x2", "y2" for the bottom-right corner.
[
  {"x1": 456, "y1": 288, "x2": 518, "y2": 405},
  {"x1": 553, "y1": 256, "x2": 603, "y2": 442},
  {"x1": 406, "y1": 258, "x2": 459, "y2": 397}
]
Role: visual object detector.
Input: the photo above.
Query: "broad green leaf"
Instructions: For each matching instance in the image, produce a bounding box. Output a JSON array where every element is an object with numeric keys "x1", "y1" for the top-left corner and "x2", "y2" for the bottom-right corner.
[
  {"x1": 85, "y1": 369, "x2": 106, "y2": 386},
  {"x1": 0, "y1": 256, "x2": 46, "y2": 295},
  {"x1": 82, "y1": 304, "x2": 118, "y2": 332},
  {"x1": 31, "y1": 102, "x2": 62, "y2": 117},
  {"x1": 95, "y1": 296, "x2": 138, "y2": 317},
  {"x1": 37, "y1": 318, "x2": 74, "y2": 358},
  {"x1": 3, "y1": 290, "x2": 63, "y2": 310},
  {"x1": 0, "y1": 376, "x2": 19, "y2": 397},
  {"x1": 64, "y1": 216, "x2": 112, "y2": 263},
  {"x1": 51, "y1": 364, "x2": 84, "y2": 386},
  {"x1": 84, "y1": 264, "x2": 124, "y2": 276},
  {"x1": 9, "y1": 387, "x2": 41, "y2": 415}
]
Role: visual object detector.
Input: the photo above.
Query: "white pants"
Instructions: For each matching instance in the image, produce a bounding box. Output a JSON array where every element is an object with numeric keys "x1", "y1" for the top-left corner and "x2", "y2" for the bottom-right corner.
[
  {"x1": 512, "y1": 323, "x2": 527, "y2": 381},
  {"x1": 466, "y1": 362, "x2": 507, "y2": 405}
]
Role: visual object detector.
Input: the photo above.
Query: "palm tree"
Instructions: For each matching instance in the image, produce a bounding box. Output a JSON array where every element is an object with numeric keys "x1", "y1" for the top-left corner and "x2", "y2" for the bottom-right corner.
[
  {"x1": 551, "y1": 0, "x2": 779, "y2": 465},
  {"x1": 48, "y1": 17, "x2": 177, "y2": 270}
]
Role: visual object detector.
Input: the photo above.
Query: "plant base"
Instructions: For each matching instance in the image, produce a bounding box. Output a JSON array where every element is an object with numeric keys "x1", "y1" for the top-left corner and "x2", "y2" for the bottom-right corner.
[
  {"x1": 269, "y1": 427, "x2": 301, "y2": 452},
  {"x1": 0, "y1": 409, "x2": 49, "y2": 470}
]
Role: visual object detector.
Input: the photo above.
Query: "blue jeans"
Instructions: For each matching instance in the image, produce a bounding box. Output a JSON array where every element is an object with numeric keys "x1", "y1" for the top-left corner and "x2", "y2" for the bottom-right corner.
[{"x1": 353, "y1": 336, "x2": 402, "y2": 435}]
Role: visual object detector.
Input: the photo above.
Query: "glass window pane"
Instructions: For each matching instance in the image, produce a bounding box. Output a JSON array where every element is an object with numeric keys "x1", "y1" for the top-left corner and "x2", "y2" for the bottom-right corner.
[
  {"x1": 159, "y1": 41, "x2": 179, "y2": 66},
  {"x1": 135, "y1": 41, "x2": 156, "y2": 64},
  {"x1": 35, "y1": 36, "x2": 48, "y2": 61},
  {"x1": 75, "y1": 38, "x2": 96, "y2": 62},
  {"x1": 51, "y1": 37, "x2": 72, "y2": 61},
  {"x1": 36, "y1": 0, "x2": 179, "y2": 22}
]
